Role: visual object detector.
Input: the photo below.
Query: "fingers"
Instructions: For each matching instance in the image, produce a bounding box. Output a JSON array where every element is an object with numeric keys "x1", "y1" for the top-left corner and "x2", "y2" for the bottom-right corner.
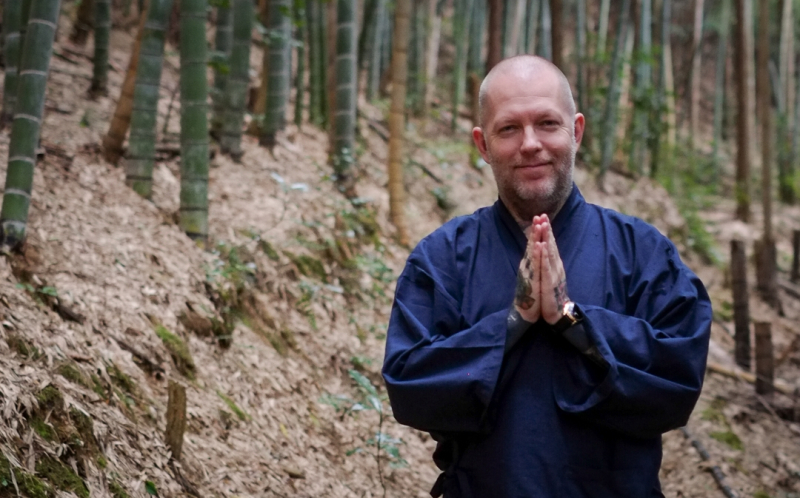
[
  {"x1": 514, "y1": 232, "x2": 540, "y2": 322},
  {"x1": 534, "y1": 216, "x2": 570, "y2": 324}
]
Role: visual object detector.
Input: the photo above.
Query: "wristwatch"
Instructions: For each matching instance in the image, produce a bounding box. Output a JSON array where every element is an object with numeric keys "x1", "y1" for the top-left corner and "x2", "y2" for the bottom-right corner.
[{"x1": 551, "y1": 300, "x2": 583, "y2": 334}]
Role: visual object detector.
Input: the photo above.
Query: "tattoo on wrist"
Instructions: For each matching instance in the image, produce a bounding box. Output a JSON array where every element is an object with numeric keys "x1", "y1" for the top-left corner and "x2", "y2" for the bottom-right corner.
[
  {"x1": 554, "y1": 278, "x2": 568, "y2": 309},
  {"x1": 515, "y1": 258, "x2": 535, "y2": 310}
]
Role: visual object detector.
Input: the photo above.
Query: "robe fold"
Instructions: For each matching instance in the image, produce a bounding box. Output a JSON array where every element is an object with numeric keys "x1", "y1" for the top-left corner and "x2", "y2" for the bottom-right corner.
[{"x1": 382, "y1": 185, "x2": 712, "y2": 498}]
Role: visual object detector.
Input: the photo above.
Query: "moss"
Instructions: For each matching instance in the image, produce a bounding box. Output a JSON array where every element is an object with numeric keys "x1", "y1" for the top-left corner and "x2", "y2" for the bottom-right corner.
[
  {"x1": 6, "y1": 334, "x2": 41, "y2": 360},
  {"x1": 96, "y1": 455, "x2": 107, "y2": 469},
  {"x1": 108, "y1": 480, "x2": 129, "y2": 498},
  {"x1": 284, "y1": 251, "x2": 327, "y2": 280},
  {"x1": 57, "y1": 363, "x2": 88, "y2": 388},
  {"x1": 69, "y1": 408, "x2": 98, "y2": 455},
  {"x1": 154, "y1": 326, "x2": 196, "y2": 379},
  {"x1": 258, "y1": 240, "x2": 280, "y2": 261},
  {"x1": 108, "y1": 363, "x2": 136, "y2": 394},
  {"x1": 36, "y1": 385, "x2": 64, "y2": 413},
  {"x1": 30, "y1": 417, "x2": 57, "y2": 442},
  {"x1": 0, "y1": 453, "x2": 53, "y2": 498},
  {"x1": 90, "y1": 374, "x2": 107, "y2": 399},
  {"x1": 709, "y1": 430, "x2": 744, "y2": 451},
  {"x1": 753, "y1": 491, "x2": 772, "y2": 498},
  {"x1": 35, "y1": 456, "x2": 88, "y2": 498},
  {"x1": 701, "y1": 397, "x2": 727, "y2": 425},
  {"x1": 216, "y1": 391, "x2": 250, "y2": 421}
]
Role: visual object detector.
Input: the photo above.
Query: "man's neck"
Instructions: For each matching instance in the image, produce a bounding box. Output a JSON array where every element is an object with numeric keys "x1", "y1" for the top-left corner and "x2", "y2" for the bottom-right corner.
[{"x1": 507, "y1": 195, "x2": 568, "y2": 233}]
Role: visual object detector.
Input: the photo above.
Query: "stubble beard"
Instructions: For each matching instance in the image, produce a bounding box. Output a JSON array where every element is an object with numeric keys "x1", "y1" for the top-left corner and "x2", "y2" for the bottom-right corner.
[{"x1": 493, "y1": 143, "x2": 577, "y2": 222}]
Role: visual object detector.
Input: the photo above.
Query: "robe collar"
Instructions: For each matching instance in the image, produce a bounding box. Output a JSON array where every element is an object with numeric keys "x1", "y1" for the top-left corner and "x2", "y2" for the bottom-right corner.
[{"x1": 493, "y1": 183, "x2": 584, "y2": 255}]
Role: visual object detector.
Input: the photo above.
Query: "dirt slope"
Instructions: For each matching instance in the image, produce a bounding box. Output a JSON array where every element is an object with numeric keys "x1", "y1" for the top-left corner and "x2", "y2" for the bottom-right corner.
[{"x1": 1, "y1": 11, "x2": 800, "y2": 498}]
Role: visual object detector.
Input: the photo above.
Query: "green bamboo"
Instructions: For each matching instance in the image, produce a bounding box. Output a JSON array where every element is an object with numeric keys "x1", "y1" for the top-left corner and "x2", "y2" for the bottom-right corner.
[
  {"x1": 126, "y1": 0, "x2": 173, "y2": 198},
  {"x1": 598, "y1": 0, "x2": 610, "y2": 55},
  {"x1": 211, "y1": 0, "x2": 232, "y2": 137},
  {"x1": 407, "y1": 0, "x2": 425, "y2": 114},
  {"x1": 598, "y1": 0, "x2": 632, "y2": 186},
  {"x1": 467, "y1": 0, "x2": 484, "y2": 78},
  {"x1": 307, "y1": 0, "x2": 324, "y2": 125},
  {"x1": 649, "y1": 0, "x2": 671, "y2": 178},
  {"x1": 2, "y1": 0, "x2": 22, "y2": 125},
  {"x1": 451, "y1": 0, "x2": 473, "y2": 131},
  {"x1": 261, "y1": 0, "x2": 291, "y2": 148},
  {"x1": 538, "y1": 0, "x2": 551, "y2": 59},
  {"x1": 294, "y1": 0, "x2": 306, "y2": 128},
  {"x1": 366, "y1": 0, "x2": 386, "y2": 101},
  {"x1": 524, "y1": 0, "x2": 540, "y2": 55},
  {"x1": 712, "y1": 0, "x2": 731, "y2": 180},
  {"x1": 575, "y1": 0, "x2": 586, "y2": 115},
  {"x1": 219, "y1": 0, "x2": 253, "y2": 159},
  {"x1": 357, "y1": 0, "x2": 377, "y2": 82},
  {"x1": 90, "y1": 0, "x2": 111, "y2": 96},
  {"x1": 332, "y1": 0, "x2": 357, "y2": 189},
  {"x1": 179, "y1": 0, "x2": 209, "y2": 242},
  {"x1": 501, "y1": 0, "x2": 511, "y2": 57},
  {"x1": 0, "y1": 0, "x2": 61, "y2": 250},
  {"x1": 629, "y1": 0, "x2": 652, "y2": 174}
]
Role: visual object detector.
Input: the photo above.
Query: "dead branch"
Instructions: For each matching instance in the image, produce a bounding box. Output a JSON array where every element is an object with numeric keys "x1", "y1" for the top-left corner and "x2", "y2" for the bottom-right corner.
[
  {"x1": 680, "y1": 427, "x2": 738, "y2": 498},
  {"x1": 707, "y1": 361, "x2": 795, "y2": 395},
  {"x1": 779, "y1": 278, "x2": 800, "y2": 300}
]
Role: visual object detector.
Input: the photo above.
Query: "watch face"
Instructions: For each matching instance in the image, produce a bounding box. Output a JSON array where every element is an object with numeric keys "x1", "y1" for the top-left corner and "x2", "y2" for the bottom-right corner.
[{"x1": 564, "y1": 301, "x2": 575, "y2": 317}]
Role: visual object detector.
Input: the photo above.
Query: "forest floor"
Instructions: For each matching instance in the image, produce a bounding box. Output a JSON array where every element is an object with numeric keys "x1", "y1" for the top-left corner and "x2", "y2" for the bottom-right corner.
[{"x1": 2, "y1": 8, "x2": 800, "y2": 498}]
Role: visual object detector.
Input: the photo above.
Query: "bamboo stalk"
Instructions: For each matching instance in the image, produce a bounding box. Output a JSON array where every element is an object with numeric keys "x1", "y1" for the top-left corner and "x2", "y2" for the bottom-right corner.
[
  {"x1": 0, "y1": 0, "x2": 61, "y2": 250},
  {"x1": 165, "y1": 381, "x2": 187, "y2": 460},
  {"x1": 730, "y1": 239, "x2": 750, "y2": 370},
  {"x1": 388, "y1": 0, "x2": 410, "y2": 245},
  {"x1": 102, "y1": 3, "x2": 149, "y2": 164},
  {"x1": 125, "y1": 0, "x2": 174, "y2": 198},
  {"x1": 755, "y1": 322, "x2": 774, "y2": 397},
  {"x1": 260, "y1": 0, "x2": 291, "y2": 148},
  {"x1": 598, "y1": 0, "x2": 632, "y2": 188},
  {"x1": 219, "y1": 0, "x2": 253, "y2": 160},
  {"x1": 179, "y1": 0, "x2": 209, "y2": 244},
  {"x1": 331, "y1": 0, "x2": 357, "y2": 191},
  {"x1": 1, "y1": 0, "x2": 22, "y2": 126},
  {"x1": 90, "y1": 0, "x2": 111, "y2": 97},
  {"x1": 210, "y1": 0, "x2": 232, "y2": 137}
]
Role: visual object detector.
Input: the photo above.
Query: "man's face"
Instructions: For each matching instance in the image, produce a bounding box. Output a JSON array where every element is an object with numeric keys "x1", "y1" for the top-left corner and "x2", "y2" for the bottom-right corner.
[{"x1": 472, "y1": 69, "x2": 584, "y2": 221}]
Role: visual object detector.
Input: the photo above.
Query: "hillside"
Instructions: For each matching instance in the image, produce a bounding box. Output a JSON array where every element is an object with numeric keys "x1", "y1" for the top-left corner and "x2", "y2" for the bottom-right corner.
[{"x1": 1, "y1": 9, "x2": 800, "y2": 498}]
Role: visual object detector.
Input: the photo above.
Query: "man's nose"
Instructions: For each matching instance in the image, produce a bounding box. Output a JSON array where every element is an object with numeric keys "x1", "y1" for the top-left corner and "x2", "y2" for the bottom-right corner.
[{"x1": 520, "y1": 126, "x2": 542, "y2": 153}]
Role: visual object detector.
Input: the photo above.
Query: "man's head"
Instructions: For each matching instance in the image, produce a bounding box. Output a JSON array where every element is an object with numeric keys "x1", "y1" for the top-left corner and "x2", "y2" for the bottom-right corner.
[{"x1": 472, "y1": 56, "x2": 585, "y2": 223}]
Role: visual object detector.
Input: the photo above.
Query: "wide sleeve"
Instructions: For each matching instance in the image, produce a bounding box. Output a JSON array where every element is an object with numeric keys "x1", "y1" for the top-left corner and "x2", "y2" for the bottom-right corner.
[
  {"x1": 382, "y1": 251, "x2": 508, "y2": 434},
  {"x1": 554, "y1": 239, "x2": 712, "y2": 439}
]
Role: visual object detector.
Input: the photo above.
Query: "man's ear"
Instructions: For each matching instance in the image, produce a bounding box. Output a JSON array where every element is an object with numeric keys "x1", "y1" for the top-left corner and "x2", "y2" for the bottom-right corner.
[
  {"x1": 472, "y1": 127, "x2": 491, "y2": 163},
  {"x1": 573, "y1": 113, "x2": 585, "y2": 147}
]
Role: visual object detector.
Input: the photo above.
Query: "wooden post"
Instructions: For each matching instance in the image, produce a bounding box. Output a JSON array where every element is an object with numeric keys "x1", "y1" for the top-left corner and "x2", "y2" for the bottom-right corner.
[
  {"x1": 166, "y1": 381, "x2": 187, "y2": 460},
  {"x1": 755, "y1": 237, "x2": 782, "y2": 311},
  {"x1": 792, "y1": 229, "x2": 800, "y2": 282},
  {"x1": 754, "y1": 321, "x2": 774, "y2": 397},
  {"x1": 731, "y1": 240, "x2": 751, "y2": 370}
]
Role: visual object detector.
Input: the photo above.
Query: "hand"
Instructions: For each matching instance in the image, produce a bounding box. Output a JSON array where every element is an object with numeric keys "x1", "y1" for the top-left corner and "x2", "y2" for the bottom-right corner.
[
  {"x1": 514, "y1": 226, "x2": 541, "y2": 323},
  {"x1": 513, "y1": 215, "x2": 569, "y2": 324},
  {"x1": 534, "y1": 215, "x2": 569, "y2": 324}
]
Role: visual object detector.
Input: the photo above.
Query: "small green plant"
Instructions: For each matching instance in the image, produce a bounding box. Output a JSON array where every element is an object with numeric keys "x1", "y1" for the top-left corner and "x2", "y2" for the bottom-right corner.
[
  {"x1": 321, "y1": 370, "x2": 406, "y2": 496},
  {"x1": 35, "y1": 456, "x2": 89, "y2": 498},
  {"x1": 109, "y1": 479, "x2": 130, "y2": 498},
  {"x1": 709, "y1": 430, "x2": 744, "y2": 451},
  {"x1": 216, "y1": 391, "x2": 250, "y2": 421},
  {"x1": 155, "y1": 326, "x2": 196, "y2": 379},
  {"x1": 297, "y1": 281, "x2": 319, "y2": 330}
]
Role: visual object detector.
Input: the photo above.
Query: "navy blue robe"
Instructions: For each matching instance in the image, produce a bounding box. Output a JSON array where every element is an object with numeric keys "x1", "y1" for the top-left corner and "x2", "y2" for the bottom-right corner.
[{"x1": 382, "y1": 185, "x2": 712, "y2": 497}]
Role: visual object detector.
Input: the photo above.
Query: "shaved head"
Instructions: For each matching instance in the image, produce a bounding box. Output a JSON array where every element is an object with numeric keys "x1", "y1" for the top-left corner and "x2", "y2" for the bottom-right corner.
[{"x1": 478, "y1": 56, "x2": 576, "y2": 129}]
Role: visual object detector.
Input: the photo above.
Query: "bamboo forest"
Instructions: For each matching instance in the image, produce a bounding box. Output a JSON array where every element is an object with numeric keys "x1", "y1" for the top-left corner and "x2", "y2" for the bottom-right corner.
[{"x1": 2, "y1": 0, "x2": 800, "y2": 496}]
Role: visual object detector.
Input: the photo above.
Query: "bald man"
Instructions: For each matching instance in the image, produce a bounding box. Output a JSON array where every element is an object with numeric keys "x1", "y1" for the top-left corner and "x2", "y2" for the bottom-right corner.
[{"x1": 383, "y1": 56, "x2": 711, "y2": 497}]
